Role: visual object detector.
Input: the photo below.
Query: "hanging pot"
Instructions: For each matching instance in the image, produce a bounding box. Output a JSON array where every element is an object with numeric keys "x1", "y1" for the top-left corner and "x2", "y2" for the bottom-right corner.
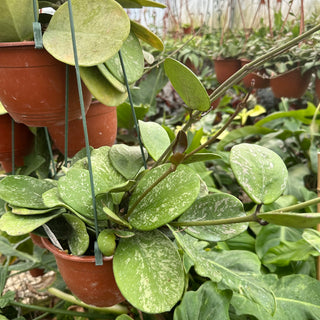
[
  {"x1": 270, "y1": 67, "x2": 312, "y2": 99},
  {"x1": 0, "y1": 41, "x2": 92, "y2": 127},
  {"x1": 41, "y1": 237, "x2": 125, "y2": 307},
  {"x1": 0, "y1": 113, "x2": 34, "y2": 173},
  {"x1": 213, "y1": 58, "x2": 241, "y2": 84},
  {"x1": 48, "y1": 101, "x2": 117, "y2": 158},
  {"x1": 240, "y1": 59, "x2": 270, "y2": 89}
]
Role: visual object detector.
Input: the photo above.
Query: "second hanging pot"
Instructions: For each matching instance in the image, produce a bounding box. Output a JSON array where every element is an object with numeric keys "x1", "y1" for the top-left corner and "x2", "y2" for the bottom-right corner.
[
  {"x1": 48, "y1": 101, "x2": 117, "y2": 158},
  {"x1": 0, "y1": 41, "x2": 92, "y2": 127}
]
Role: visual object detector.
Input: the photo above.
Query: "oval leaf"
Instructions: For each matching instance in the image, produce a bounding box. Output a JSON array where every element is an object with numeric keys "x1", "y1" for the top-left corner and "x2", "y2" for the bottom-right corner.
[
  {"x1": 105, "y1": 31, "x2": 144, "y2": 85},
  {"x1": 113, "y1": 230, "x2": 185, "y2": 313},
  {"x1": 0, "y1": 176, "x2": 55, "y2": 209},
  {"x1": 97, "y1": 63, "x2": 127, "y2": 93},
  {"x1": 129, "y1": 164, "x2": 200, "y2": 230},
  {"x1": 139, "y1": 120, "x2": 170, "y2": 161},
  {"x1": 80, "y1": 66, "x2": 128, "y2": 106},
  {"x1": 43, "y1": 0, "x2": 130, "y2": 66},
  {"x1": 230, "y1": 143, "x2": 288, "y2": 204},
  {"x1": 178, "y1": 193, "x2": 248, "y2": 242},
  {"x1": 164, "y1": 58, "x2": 210, "y2": 111}
]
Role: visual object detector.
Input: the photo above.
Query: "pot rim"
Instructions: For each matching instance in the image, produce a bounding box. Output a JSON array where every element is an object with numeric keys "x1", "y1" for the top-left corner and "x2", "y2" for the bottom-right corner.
[
  {"x1": 0, "y1": 41, "x2": 36, "y2": 48},
  {"x1": 41, "y1": 237, "x2": 113, "y2": 263}
]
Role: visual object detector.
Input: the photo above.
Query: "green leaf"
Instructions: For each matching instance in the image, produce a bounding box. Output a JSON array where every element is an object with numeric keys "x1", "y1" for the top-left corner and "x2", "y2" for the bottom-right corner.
[
  {"x1": 182, "y1": 152, "x2": 221, "y2": 164},
  {"x1": 0, "y1": 0, "x2": 35, "y2": 42},
  {"x1": 129, "y1": 164, "x2": 200, "y2": 230},
  {"x1": 117, "y1": 103, "x2": 149, "y2": 129},
  {"x1": 113, "y1": 230, "x2": 185, "y2": 313},
  {"x1": 258, "y1": 212, "x2": 320, "y2": 228},
  {"x1": 0, "y1": 291, "x2": 15, "y2": 309},
  {"x1": 164, "y1": 58, "x2": 210, "y2": 111},
  {"x1": 103, "y1": 205, "x2": 132, "y2": 228},
  {"x1": 63, "y1": 213, "x2": 89, "y2": 255},
  {"x1": 230, "y1": 143, "x2": 288, "y2": 204},
  {"x1": 109, "y1": 144, "x2": 148, "y2": 179},
  {"x1": 130, "y1": 20, "x2": 164, "y2": 51},
  {"x1": 231, "y1": 274, "x2": 320, "y2": 320},
  {"x1": 117, "y1": 0, "x2": 166, "y2": 8},
  {"x1": 43, "y1": 0, "x2": 130, "y2": 66},
  {"x1": 97, "y1": 63, "x2": 127, "y2": 93},
  {"x1": 174, "y1": 281, "x2": 232, "y2": 320},
  {"x1": 139, "y1": 120, "x2": 171, "y2": 161},
  {"x1": 178, "y1": 193, "x2": 248, "y2": 242},
  {"x1": 217, "y1": 126, "x2": 274, "y2": 151},
  {"x1": 80, "y1": 66, "x2": 128, "y2": 106},
  {"x1": 172, "y1": 230, "x2": 276, "y2": 315},
  {"x1": 0, "y1": 176, "x2": 55, "y2": 209},
  {"x1": 303, "y1": 228, "x2": 320, "y2": 252},
  {"x1": 0, "y1": 211, "x2": 62, "y2": 236},
  {"x1": 105, "y1": 31, "x2": 144, "y2": 85},
  {"x1": 262, "y1": 239, "x2": 318, "y2": 266}
]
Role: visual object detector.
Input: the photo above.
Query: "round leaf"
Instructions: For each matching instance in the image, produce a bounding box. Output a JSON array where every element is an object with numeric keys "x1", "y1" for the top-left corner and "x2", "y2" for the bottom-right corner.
[
  {"x1": 43, "y1": 0, "x2": 130, "y2": 66},
  {"x1": 129, "y1": 164, "x2": 200, "y2": 230},
  {"x1": 164, "y1": 58, "x2": 210, "y2": 111},
  {"x1": 230, "y1": 143, "x2": 288, "y2": 204},
  {"x1": 80, "y1": 66, "x2": 128, "y2": 106},
  {"x1": 178, "y1": 193, "x2": 248, "y2": 242},
  {"x1": 139, "y1": 120, "x2": 170, "y2": 161},
  {"x1": 0, "y1": 176, "x2": 55, "y2": 209},
  {"x1": 113, "y1": 230, "x2": 185, "y2": 313},
  {"x1": 97, "y1": 64, "x2": 127, "y2": 93},
  {"x1": 105, "y1": 31, "x2": 144, "y2": 85}
]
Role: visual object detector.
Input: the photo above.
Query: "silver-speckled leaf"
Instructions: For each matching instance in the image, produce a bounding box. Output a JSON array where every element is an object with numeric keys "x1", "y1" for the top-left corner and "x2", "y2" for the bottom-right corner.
[
  {"x1": 178, "y1": 193, "x2": 248, "y2": 241},
  {"x1": 129, "y1": 164, "x2": 200, "y2": 230},
  {"x1": 230, "y1": 143, "x2": 288, "y2": 204},
  {"x1": 113, "y1": 230, "x2": 184, "y2": 313}
]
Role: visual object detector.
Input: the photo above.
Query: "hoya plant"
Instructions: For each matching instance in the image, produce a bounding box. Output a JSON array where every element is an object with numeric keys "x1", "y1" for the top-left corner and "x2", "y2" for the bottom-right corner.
[{"x1": 1, "y1": 56, "x2": 320, "y2": 319}]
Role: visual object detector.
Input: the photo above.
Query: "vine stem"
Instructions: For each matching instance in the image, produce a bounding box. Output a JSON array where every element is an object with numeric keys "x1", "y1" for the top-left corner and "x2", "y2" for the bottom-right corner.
[{"x1": 125, "y1": 164, "x2": 177, "y2": 218}]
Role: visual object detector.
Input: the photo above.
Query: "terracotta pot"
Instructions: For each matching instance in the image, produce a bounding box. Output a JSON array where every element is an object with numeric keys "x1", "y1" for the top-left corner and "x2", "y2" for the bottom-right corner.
[
  {"x1": 270, "y1": 68, "x2": 312, "y2": 99},
  {"x1": 48, "y1": 101, "x2": 117, "y2": 158},
  {"x1": 41, "y1": 237, "x2": 125, "y2": 307},
  {"x1": 0, "y1": 113, "x2": 34, "y2": 173},
  {"x1": 30, "y1": 233, "x2": 46, "y2": 249},
  {"x1": 240, "y1": 59, "x2": 270, "y2": 89},
  {"x1": 213, "y1": 58, "x2": 241, "y2": 84},
  {"x1": 315, "y1": 77, "x2": 320, "y2": 99},
  {"x1": 0, "y1": 41, "x2": 92, "y2": 127}
]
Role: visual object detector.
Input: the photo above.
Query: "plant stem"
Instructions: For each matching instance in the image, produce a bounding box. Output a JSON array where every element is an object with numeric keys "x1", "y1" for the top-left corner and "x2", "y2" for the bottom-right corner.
[
  {"x1": 170, "y1": 213, "x2": 257, "y2": 227},
  {"x1": 126, "y1": 164, "x2": 177, "y2": 218},
  {"x1": 47, "y1": 287, "x2": 128, "y2": 314},
  {"x1": 209, "y1": 23, "x2": 320, "y2": 103}
]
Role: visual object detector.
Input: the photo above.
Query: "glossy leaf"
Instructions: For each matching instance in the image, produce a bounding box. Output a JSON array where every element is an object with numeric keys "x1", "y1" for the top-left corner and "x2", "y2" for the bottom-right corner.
[
  {"x1": 231, "y1": 274, "x2": 320, "y2": 320},
  {"x1": 0, "y1": 0, "x2": 35, "y2": 42},
  {"x1": 164, "y1": 58, "x2": 210, "y2": 111},
  {"x1": 0, "y1": 176, "x2": 55, "y2": 209},
  {"x1": 130, "y1": 20, "x2": 164, "y2": 51},
  {"x1": 172, "y1": 230, "x2": 276, "y2": 315},
  {"x1": 257, "y1": 212, "x2": 320, "y2": 228},
  {"x1": 97, "y1": 64, "x2": 127, "y2": 93},
  {"x1": 105, "y1": 31, "x2": 144, "y2": 85},
  {"x1": 230, "y1": 143, "x2": 288, "y2": 204},
  {"x1": 63, "y1": 213, "x2": 89, "y2": 255},
  {"x1": 178, "y1": 193, "x2": 248, "y2": 242},
  {"x1": 0, "y1": 211, "x2": 61, "y2": 236},
  {"x1": 80, "y1": 66, "x2": 128, "y2": 106},
  {"x1": 43, "y1": 0, "x2": 130, "y2": 66},
  {"x1": 113, "y1": 230, "x2": 185, "y2": 313},
  {"x1": 139, "y1": 120, "x2": 170, "y2": 161},
  {"x1": 129, "y1": 164, "x2": 200, "y2": 230},
  {"x1": 103, "y1": 205, "x2": 132, "y2": 228},
  {"x1": 174, "y1": 281, "x2": 232, "y2": 320},
  {"x1": 109, "y1": 144, "x2": 148, "y2": 179}
]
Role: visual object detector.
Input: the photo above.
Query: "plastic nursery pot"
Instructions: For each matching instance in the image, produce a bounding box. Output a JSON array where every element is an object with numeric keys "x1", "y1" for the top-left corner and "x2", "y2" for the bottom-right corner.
[
  {"x1": 240, "y1": 59, "x2": 270, "y2": 89},
  {"x1": 0, "y1": 113, "x2": 34, "y2": 173},
  {"x1": 41, "y1": 237, "x2": 125, "y2": 307},
  {"x1": 270, "y1": 67, "x2": 312, "y2": 99},
  {"x1": 0, "y1": 41, "x2": 92, "y2": 127},
  {"x1": 48, "y1": 101, "x2": 117, "y2": 158},
  {"x1": 213, "y1": 58, "x2": 241, "y2": 84}
]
